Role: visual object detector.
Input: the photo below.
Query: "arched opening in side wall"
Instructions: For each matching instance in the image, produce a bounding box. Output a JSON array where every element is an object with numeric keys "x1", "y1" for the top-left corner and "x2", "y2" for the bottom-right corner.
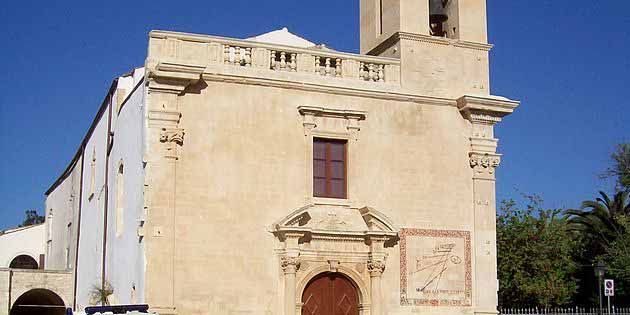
[
  {"x1": 10, "y1": 288, "x2": 66, "y2": 315},
  {"x1": 9, "y1": 255, "x2": 39, "y2": 269}
]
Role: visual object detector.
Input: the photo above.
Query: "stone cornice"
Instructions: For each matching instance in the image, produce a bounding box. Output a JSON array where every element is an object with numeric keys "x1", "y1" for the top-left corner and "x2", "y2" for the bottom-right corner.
[
  {"x1": 146, "y1": 61, "x2": 205, "y2": 94},
  {"x1": 457, "y1": 95, "x2": 520, "y2": 125},
  {"x1": 298, "y1": 106, "x2": 367, "y2": 121},
  {"x1": 368, "y1": 31, "x2": 494, "y2": 55}
]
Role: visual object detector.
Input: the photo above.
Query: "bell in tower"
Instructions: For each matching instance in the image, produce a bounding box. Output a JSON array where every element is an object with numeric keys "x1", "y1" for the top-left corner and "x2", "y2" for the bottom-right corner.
[{"x1": 429, "y1": 0, "x2": 448, "y2": 37}]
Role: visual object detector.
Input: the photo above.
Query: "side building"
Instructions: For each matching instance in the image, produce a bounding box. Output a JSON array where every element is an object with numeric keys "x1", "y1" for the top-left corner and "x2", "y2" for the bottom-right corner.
[{"x1": 45, "y1": 68, "x2": 146, "y2": 310}]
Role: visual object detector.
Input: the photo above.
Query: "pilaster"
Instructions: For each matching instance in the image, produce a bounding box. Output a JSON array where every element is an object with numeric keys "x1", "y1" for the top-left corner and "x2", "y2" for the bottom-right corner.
[
  {"x1": 367, "y1": 235, "x2": 387, "y2": 315},
  {"x1": 280, "y1": 232, "x2": 303, "y2": 315},
  {"x1": 458, "y1": 95, "x2": 518, "y2": 315},
  {"x1": 143, "y1": 64, "x2": 202, "y2": 315}
]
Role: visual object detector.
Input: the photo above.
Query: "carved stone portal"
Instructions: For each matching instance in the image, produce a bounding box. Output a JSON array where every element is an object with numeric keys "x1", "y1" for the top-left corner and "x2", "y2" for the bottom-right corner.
[{"x1": 270, "y1": 204, "x2": 399, "y2": 315}]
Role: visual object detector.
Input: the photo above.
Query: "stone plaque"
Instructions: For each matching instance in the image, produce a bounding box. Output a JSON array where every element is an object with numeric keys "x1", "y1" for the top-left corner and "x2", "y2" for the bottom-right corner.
[{"x1": 400, "y1": 229, "x2": 472, "y2": 306}]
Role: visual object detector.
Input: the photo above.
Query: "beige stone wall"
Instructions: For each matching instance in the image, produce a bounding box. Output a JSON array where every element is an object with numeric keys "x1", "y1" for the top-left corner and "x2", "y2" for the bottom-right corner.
[
  {"x1": 143, "y1": 24, "x2": 517, "y2": 315},
  {"x1": 0, "y1": 269, "x2": 9, "y2": 315},
  {"x1": 145, "y1": 80, "x2": 474, "y2": 314},
  {"x1": 0, "y1": 268, "x2": 73, "y2": 315}
]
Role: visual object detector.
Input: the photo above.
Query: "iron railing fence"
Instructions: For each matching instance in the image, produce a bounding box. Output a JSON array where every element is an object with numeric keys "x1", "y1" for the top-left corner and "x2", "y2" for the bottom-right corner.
[{"x1": 500, "y1": 307, "x2": 630, "y2": 315}]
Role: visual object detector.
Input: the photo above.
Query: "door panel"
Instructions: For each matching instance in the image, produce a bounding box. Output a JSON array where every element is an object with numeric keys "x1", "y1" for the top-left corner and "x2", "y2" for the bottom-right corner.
[{"x1": 302, "y1": 273, "x2": 358, "y2": 315}]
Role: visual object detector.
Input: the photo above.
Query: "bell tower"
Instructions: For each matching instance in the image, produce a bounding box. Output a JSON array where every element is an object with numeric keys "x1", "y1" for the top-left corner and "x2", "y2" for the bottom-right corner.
[{"x1": 360, "y1": 0, "x2": 492, "y2": 99}]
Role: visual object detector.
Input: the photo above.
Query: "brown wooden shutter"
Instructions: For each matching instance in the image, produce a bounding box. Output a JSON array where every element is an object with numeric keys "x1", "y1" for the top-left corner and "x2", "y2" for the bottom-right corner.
[{"x1": 313, "y1": 138, "x2": 347, "y2": 198}]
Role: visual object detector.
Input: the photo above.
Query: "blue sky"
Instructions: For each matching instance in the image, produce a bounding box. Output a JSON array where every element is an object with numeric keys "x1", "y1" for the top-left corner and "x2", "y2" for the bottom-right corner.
[{"x1": 0, "y1": 1, "x2": 628, "y2": 230}]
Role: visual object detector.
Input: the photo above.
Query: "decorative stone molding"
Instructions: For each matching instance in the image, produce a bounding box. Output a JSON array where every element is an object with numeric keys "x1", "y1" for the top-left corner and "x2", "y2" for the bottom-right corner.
[
  {"x1": 468, "y1": 113, "x2": 503, "y2": 125},
  {"x1": 457, "y1": 95, "x2": 519, "y2": 125},
  {"x1": 272, "y1": 204, "x2": 398, "y2": 315},
  {"x1": 298, "y1": 106, "x2": 367, "y2": 121},
  {"x1": 297, "y1": 105, "x2": 367, "y2": 139},
  {"x1": 148, "y1": 110, "x2": 181, "y2": 126},
  {"x1": 159, "y1": 128, "x2": 185, "y2": 146},
  {"x1": 458, "y1": 95, "x2": 518, "y2": 179},
  {"x1": 469, "y1": 152, "x2": 501, "y2": 179},
  {"x1": 281, "y1": 256, "x2": 301, "y2": 274},
  {"x1": 367, "y1": 31, "x2": 494, "y2": 56},
  {"x1": 367, "y1": 260, "x2": 386, "y2": 276},
  {"x1": 146, "y1": 61, "x2": 205, "y2": 95}
]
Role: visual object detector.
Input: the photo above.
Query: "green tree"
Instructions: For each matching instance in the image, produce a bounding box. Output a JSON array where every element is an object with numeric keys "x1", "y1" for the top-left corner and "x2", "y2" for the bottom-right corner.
[
  {"x1": 599, "y1": 215, "x2": 630, "y2": 306},
  {"x1": 497, "y1": 195, "x2": 579, "y2": 308},
  {"x1": 602, "y1": 142, "x2": 630, "y2": 192},
  {"x1": 565, "y1": 191, "x2": 629, "y2": 249},
  {"x1": 565, "y1": 191, "x2": 630, "y2": 306},
  {"x1": 19, "y1": 209, "x2": 44, "y2": 227}
]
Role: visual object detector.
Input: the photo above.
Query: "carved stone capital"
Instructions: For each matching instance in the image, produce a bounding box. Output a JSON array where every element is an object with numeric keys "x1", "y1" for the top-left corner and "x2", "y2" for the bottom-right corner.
[
  {"x1": 469, "y1": 152, "x2": 501, "y2": 179},
  {"x1": 160, "y1": 128, "x2": 185, "y2": 146},
  {"x1": 367, "y1": 260, "x2": 386, "y2": 276},
  {"x1": 281, "y1": 256, "x2": 301, "y2": 274},
  {"x1": 159, "y1": 128, "x2": 185, "y2": 159}
]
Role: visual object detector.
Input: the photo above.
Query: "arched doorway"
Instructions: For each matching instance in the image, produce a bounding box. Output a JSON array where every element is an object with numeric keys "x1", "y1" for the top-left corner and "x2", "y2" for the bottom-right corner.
[
  {"x1": 10, "y1": 289, "x2": 66, "y2": 315},
  {"x1": 9, "y1": 255, "x2": 38, "y2": 269},
  {"x1": 302, "y1": 272, "x2": 359, "y2": 315}
]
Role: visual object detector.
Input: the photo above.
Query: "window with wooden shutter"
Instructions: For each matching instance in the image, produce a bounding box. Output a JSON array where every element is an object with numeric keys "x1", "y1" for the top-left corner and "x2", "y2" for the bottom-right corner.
[{"x1": 313, "y1": 138, "x2": 347, "y2": 199}]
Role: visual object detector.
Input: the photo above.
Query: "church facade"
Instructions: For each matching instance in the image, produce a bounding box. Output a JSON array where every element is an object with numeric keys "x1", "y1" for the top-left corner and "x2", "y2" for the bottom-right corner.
[{"x1": 31, "y1": 0, "x2": 519, "y2": 314}]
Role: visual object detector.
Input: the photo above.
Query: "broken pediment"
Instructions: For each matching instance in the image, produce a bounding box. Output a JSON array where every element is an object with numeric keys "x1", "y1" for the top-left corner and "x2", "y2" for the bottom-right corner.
[
  {"x1": 359, "y1": 207, "x2": 398, "y2": 235},
  {"x1": 271, "y1": 204, "x2": 399, "y2": 242}
]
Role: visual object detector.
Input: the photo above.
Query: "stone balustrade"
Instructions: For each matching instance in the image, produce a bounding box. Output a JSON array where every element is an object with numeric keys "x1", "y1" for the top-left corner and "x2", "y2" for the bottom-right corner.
[
  {"x1": 149, "y1": 31, "x2": 401, "y2": 85},
  {"x1": 223, "y1": 45, "x2": 252, "y2": 67},
  {"x1": 270, "y1": 50, "x2": 297, "y2": 72},
  {"x1": 221, "y1": 41, "x2": 396, "y2": 82}
]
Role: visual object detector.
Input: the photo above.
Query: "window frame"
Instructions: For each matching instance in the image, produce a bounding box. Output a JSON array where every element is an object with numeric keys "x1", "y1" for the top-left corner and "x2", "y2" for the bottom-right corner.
[{"x1": 313, "y1": 137, "x2": 348, "y2": 199}]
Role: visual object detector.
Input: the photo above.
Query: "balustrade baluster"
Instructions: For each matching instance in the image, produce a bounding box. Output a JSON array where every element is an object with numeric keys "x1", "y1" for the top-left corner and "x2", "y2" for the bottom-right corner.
[
  {"x1": 244, "y1": 48, "x2": 251, "y2": 66},
  {"x1": 290, "y1": 53, "x2": 297, "y2": 71},
  {"x1": 223, "y1": 45, "x2": 229, "y2": 64},
  {"x1": 270, "y1": 51, "x2": 277, "y2": 70},
  {"x1": 378, "y1": 64, "x2": 385, "y2": 82},
  {"x1": 368, "y1": 63, "x2": 376, "y2": 81},
  {"x1": 325, "y1": 58, "x2": 331, "y2": 76},
  {"x1": 335, "y1": 58, "x2": 342, "y2": 77},
  {"x1": 234, "y1": 46, "x2": 241, "y2": 65},
  {"x1": 280, "y1": 52, "x2": 286, "y2": 69}
]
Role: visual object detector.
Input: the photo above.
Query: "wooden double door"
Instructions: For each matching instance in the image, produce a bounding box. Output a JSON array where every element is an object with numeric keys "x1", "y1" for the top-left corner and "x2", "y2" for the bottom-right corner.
[{"x1": 301, "y1": 273, "x2": 359, "y2": 315}]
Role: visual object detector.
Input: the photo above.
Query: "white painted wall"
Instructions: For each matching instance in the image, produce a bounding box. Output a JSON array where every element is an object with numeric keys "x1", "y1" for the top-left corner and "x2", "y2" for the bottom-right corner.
[
  {"x1": 0, "y1": 224, "x2": 45, "y2": 268},
  {"x1": 75, "y1": 98, "x2": 110, "y2": 310},
  {"x1": 44, "y1": 156, "x2": 82, "y2": 271},
  {"x1": 105, "y1": 68, "x2": 146, "y2": 305},
  {"x1": 41, "y1": 67, "x2": 147, "y2": 311}
]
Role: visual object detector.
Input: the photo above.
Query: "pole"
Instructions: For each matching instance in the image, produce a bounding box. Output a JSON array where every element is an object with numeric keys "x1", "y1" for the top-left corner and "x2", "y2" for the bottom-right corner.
[
  {"x1": 607, "y1": 296, "x2": 611, "y2": 315},
  {"x1": 598, "y1": 276, "x2": 603, "y2": 315}
]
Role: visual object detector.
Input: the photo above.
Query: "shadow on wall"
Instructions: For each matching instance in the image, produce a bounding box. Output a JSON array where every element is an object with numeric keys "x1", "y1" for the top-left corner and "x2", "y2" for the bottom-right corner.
[
  {"x1": 9, "y1": 255, "x2": 39, "y2": 269},
  {"x1": 10, "y1": 288, "x2": 66, "y2": 315}
]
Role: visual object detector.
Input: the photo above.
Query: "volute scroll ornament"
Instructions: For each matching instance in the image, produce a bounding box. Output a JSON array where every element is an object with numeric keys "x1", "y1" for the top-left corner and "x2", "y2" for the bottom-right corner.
[
  {"x1": 281, "y1": 256, "x2": 301, "y2": 274},
  {"x1": 367, "y1": 260, "x2": 386, "y2": 276},
  {"x1": 160, "y1": 128, "x2": 185, "y2": 146},
  {"x1": 469, "y1": 152, "x2": 501, "y2": 177}
]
